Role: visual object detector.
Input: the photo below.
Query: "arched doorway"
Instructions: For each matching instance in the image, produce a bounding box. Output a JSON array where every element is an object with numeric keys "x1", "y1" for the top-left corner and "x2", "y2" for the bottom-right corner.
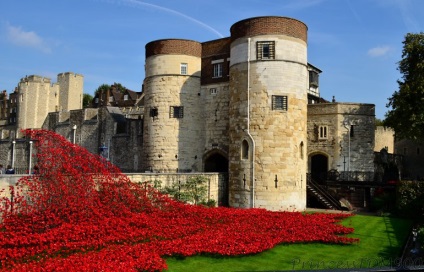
[
  {"x1": 204, "y1": 152, "x2": 229, "y2": 206},
  {"x1": 204, "y1": 153, "x2": 228, "y2": 172},
  {"x1": 310, "y1": 154, "x2": 328, "y2": 182}
]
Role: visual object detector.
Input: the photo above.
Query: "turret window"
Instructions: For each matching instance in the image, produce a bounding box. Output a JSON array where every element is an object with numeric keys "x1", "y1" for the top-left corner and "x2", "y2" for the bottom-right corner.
[
  {"x1": 170, "y1": 106, "x2": 184, "y2": 118},
  {"x1": 272, "y1": 95, "x2": 287, "y2": 111},
  {"x1": 257, "y1": 41, "x2": 275, "y2": 60}
]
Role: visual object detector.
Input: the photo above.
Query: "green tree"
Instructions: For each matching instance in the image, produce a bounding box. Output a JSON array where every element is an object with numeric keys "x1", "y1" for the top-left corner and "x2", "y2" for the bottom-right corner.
[
  {"x1": 385, "y1": 33, "x2": 424, "y2": 140},
  {"x1": 94, "y1": 84, "x2": 111, "y2": 96},
  {"x1": 375, "y1": 118, "x2": 385, "y2": 127},
  {"x1": 82, "y1": 93, "x2": 93, "y2": 108},
  {"x1": 94, "y1": 83, "x2": 127, "y2": 96}
]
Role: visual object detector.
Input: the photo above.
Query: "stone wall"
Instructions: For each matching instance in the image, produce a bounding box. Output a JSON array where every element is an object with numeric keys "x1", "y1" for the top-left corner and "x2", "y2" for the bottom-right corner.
[
  {"x1": 395, "y1": 139, "x2": 424, "y2": 180},
  {"x1": 375, "y1": 126, "x2": 395, "y2": 153},
  {"x1": 0, "y1": 173, "x2": 225, "y2": 207},
  {"x1": 307, "y1": 103, "x2": 375, "y2": 175}
]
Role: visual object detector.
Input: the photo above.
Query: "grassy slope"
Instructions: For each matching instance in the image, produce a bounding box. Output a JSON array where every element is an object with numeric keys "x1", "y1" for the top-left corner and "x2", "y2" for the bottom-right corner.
[{"x1": 165, "y1": 214, "x2": 412, "y2": 271}]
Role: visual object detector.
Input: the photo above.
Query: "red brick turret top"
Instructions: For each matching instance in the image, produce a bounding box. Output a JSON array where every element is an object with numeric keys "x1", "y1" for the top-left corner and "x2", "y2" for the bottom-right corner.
[
  {"x1": 145, "y1": 39, "x2": 202, "y2": 58},
  {"x1": 230, "y1": 16, "x2": 307, "y2": 43}
]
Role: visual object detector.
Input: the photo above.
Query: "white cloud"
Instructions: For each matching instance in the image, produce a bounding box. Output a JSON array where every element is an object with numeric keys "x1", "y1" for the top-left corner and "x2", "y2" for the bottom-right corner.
[
  {"x1": 367, "y1": 46, "x2": 391, "y2": 57},
  {"x1": 6, "y1": 23, "x2": 51, "y2": 53}
]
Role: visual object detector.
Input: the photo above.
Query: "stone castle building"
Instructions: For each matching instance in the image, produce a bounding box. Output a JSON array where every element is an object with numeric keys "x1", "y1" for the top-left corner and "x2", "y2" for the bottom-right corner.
[
  {"x1": 0, "y1": 72, "x2": 83, "y2": 138},
  {"x1": 0, "y1": 16, "x2": 401, "y2": 211}
]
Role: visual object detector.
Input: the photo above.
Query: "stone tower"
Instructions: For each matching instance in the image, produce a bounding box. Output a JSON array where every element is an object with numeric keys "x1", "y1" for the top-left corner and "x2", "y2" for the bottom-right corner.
[
  {"x1": 14, "y1": 72, "x2": 83, "y2": 134},
  {"x1": 57, "y1": 72, "x2": 83, "y2": 111},
  {"x1": 143, "y1": 39, "x2": 203, "y2": 172},
  {"x1": 17, "y1": 75, "x2": 57, "y2": 130},
  {"x1": 228, "y1": 16, "x2": 308, "y2": 210}
]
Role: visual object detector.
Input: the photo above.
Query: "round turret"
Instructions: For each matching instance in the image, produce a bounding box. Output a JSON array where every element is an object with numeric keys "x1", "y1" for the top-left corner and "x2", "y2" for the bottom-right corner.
[
  {"x1": 143, "y1": 39, "x2": 203, "y2": 172},
  {"x1": 228, "y1": 16, "x2": 308, "y2": 210}
]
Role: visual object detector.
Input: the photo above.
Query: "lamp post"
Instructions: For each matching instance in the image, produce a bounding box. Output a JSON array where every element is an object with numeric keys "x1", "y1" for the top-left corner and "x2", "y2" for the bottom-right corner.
[
  {"x1": 12, "y1": 140, "x2": 16, "y2": 169},
  {"x1": 72, "y1": 125, "x2": 77, "y2": 144},
  {"x1": 29, "y1": 140, "x2": 33, "y2": 173},
  {"x1": 343, "y1": 121, "x2": 352, "y2": 172}
]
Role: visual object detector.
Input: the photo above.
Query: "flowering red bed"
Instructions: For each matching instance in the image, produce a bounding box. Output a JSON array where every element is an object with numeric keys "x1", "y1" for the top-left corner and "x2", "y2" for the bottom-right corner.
[{"x1": 0, "y1": 130, "x2": 358, "y2": 271}]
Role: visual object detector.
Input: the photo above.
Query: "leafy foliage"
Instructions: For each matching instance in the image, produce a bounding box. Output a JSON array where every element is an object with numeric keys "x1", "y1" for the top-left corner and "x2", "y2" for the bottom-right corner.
[
  {"x1": 94, "y1": 83, "x2": 110, "y2": 96},
  {"x1": 160, "y1": 176, "x2": 208, "y2": 205},
  {"x1": 0, "y1": 129, "x2": 358, "y2": 271},
  {"x1": 385, "y1": 33, "x2": 424, "y2": 140},
  {"x1": 82, "y1": 93, "x2": 93, "y2": 108},
  {"x1": 94, "y1": 82, "x2": 127, "y2": 96},
  {"x1": 396, "y1": 180, "x2": 424, "y2": 219}
]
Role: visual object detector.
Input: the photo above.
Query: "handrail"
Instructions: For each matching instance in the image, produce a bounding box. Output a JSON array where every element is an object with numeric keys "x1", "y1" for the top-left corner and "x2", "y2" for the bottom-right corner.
[{"x1": 307, "y1": 174, "x2": 342, "y2": 210}]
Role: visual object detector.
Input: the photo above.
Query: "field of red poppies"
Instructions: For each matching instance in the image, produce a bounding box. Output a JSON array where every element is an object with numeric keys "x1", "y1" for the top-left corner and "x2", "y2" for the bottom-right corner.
[{"x1": 0, "y1": 130, "x2": 358, "y2": 271}]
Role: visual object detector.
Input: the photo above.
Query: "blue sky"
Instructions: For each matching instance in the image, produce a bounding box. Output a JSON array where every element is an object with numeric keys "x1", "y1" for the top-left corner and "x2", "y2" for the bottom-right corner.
[{"x1": 0, "y1": 0, "x2": 423, "y2": 119}]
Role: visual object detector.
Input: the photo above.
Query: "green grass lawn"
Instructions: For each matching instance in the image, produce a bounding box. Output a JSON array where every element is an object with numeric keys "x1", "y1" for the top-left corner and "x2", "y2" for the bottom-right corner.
[{"x1": 165, "y1": 214, "x2": 412, "y2": 271}]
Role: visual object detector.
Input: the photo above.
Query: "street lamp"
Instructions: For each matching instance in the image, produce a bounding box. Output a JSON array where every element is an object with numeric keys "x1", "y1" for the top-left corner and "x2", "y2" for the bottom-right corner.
[
  {"x1": 12, "y1": 140, "x2": 16, "y2": 169},
  {"x1": 29, "y1": 141, "x2": 33, "y2": 173},
  {"x1": 72, "y1": 125, "x2": 77, "y2": 144},
  {"x1": 342, "y1": 121, "x2": 353, "y2": 172}
]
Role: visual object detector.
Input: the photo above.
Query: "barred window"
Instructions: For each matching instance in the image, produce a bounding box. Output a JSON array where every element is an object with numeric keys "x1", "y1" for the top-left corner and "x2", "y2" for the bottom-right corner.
[
  {"x1": 257, "y1": 41, "x2": 275, "y2": 60},
  {"x1": 272, "y1": 95, "x2": 287, "y2": 111},
  {"x1": 170, "y1": 106, "x2": 184, "y2": 118}
]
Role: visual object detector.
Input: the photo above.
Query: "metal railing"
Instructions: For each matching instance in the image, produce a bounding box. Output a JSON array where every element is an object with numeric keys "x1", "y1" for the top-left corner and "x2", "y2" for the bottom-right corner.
[{"x1": 306, "y1": 174, "x2": 342, "y2": 210}]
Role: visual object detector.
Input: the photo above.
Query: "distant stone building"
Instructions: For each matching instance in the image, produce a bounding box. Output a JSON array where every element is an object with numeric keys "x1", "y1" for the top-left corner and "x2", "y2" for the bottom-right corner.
[{"x1": 0, "y1": 72, "x2": 83, "y2": 138}]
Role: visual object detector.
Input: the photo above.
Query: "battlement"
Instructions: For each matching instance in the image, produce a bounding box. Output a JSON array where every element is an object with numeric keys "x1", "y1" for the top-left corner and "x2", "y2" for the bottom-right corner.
[
  {"x1": 57, "y1": 72, "x2": 83, "y2": 79},
  {"x1": 20, "y1": 75, "x2": 51, "y2": 84},
  {"x1": 375, "y1": 126, "x2": 394, "y2": 133}
]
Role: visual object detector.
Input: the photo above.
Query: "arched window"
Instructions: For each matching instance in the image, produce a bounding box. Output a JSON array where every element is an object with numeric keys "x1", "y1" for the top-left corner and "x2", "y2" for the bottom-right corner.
[{"x1": 241, "y1": 140, "x2": 249, "y2": 160}]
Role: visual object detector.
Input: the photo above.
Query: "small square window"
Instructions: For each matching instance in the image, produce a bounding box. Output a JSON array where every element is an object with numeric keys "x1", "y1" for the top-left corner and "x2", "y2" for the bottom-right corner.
[
  {"x1": 319, "y1": 126, "x2": 328, "y2": 139},
  {"x1": 124, "y1": 94, "x2": 128, "y2": 101},
  {"x1": 170, "y1": 106, "x2": 184, "y2": 118},
  {"x1": 272, "y1": 95, "x2": 287, "y2": 111},
  {"x1": 150, "y1": 107, "x2": 158, "y2": 117},
  {"x1": 213, "y1": 63, "x2": 222, "y2": 78},
  {"x1": 180, "y1": 63, "x2": 188, "y2": 75},
  {"x1": 257, "y1": 41, "x2": 275, "y2": 60},
  {"x1": 210, "y1": 88, "x2": 217, "y2": 95}
]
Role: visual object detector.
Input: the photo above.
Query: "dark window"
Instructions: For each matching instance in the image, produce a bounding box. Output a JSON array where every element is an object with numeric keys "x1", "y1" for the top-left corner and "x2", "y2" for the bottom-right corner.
[
  {"x1": 309, "y1": 71, "x2": 319, "y2": 88},
  {"x1": 257, "y1": 41, "x2": 275, "y2": 60},
  {"x1": 170, "y1": 106, "x2": 184, "y2": 118},
  {"x1": 241, "y1": 140, "x2": 249, "y2": 160},
  {"x1": 116, "y1": 122, "x2": 127, "y2": 134},
  {"x1": 150, "y1": 107, "x2": 158, "y2": 117},
  {"x1": 350, "y1": 125, "x2": 354, "y2": 137},
  {"x1": 272, "y1": 95, "x2": 288, "y2": 111}
]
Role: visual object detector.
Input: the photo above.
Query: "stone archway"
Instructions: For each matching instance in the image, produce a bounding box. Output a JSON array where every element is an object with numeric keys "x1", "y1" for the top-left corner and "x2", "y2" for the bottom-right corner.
[
  {"x1": 310, "y1": 154, "x2": 328, "y2": 182},
  {"x1": 204, "y1": 153, "x2": 228, "y2": 173}
]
